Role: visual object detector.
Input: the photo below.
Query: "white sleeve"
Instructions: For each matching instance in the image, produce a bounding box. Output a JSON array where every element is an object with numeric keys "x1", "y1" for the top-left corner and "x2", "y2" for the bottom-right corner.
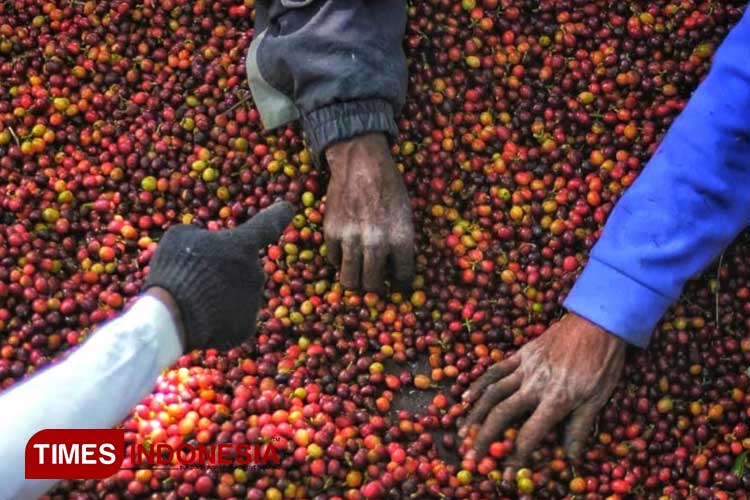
[{"x1": 0, "y1": 295, "x2": 182, "y2": 500}]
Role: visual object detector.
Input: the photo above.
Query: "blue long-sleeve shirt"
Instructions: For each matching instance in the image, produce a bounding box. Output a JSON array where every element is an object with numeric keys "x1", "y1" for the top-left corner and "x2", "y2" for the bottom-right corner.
[{"x1": 564, "y1": 6, "x2": 750, "y2": 347}]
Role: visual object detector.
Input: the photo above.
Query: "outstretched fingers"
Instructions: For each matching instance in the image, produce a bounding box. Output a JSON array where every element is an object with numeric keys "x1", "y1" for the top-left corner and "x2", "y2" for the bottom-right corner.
[
  {"x1": 564, "y1": 399, "x2": 604, "y2": 459},
  {"x1": 468, "y1": 390, "x2": 536, "y2": 459},
  {"x1": 458, "y1": 371, "x2": 523, "y2": 438},
  {"x1": 502, "y1": 396, "x2": 573, "y2": 480},
  {"x1": 462, "y1": 355, "x2": 521, "y2": 404}
]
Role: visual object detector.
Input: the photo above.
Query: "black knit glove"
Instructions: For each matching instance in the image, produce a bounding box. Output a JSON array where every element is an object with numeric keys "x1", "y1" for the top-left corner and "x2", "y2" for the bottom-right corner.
[{"x1": 145, "y1": 202, "x2": 294, "y2": 351}]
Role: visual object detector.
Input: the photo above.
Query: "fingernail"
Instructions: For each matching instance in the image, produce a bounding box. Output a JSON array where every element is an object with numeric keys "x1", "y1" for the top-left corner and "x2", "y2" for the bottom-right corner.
[
  {"x1": 457, "y1": 427, "x2": 466, "y2": 438},
  {"x1": 461, "y1": 390, "x2": 470, "y2": 401}
]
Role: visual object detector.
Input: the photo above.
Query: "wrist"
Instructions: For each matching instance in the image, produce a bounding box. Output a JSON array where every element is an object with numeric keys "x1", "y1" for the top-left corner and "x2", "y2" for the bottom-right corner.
[
  {"x1": 565, "y1": 312, "x2": 627, "y2": 350},
  {"x1": 144, "y1": 287, "x2": 186, "y2": 352},
  {"x1": 324, "y1": 132, "x2": 393, "y2": 178}
]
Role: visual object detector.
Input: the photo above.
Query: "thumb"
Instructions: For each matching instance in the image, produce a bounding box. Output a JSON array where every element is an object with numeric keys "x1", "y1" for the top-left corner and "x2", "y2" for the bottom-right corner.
[
  {"x1": 235, "y1": 201, "x2": 294, "y2": 249},
  {"x1": 563, "y1": 399, "x2": 602, "y2": 459}
]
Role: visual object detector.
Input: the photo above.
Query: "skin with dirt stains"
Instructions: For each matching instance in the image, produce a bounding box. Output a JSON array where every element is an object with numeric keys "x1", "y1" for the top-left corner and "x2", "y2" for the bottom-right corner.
[
  {"x1": 459, "y1": 313, "x2": 626, "y2": 479},
  {"x1": 324, "y1": 133, "x2": 415, "y2": 293}
]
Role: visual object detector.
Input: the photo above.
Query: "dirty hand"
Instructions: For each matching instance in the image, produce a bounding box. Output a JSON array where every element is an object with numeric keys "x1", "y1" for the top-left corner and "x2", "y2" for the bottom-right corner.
[
  {"x1": 459, "y1": 313, "x2": 626, "y2": 479},
  {"x1": 145, "y1": 201, "x2": 293, "y2": 351},
  {"x1": 323, "y1": 132, "x2": 414, "y2": 293}
]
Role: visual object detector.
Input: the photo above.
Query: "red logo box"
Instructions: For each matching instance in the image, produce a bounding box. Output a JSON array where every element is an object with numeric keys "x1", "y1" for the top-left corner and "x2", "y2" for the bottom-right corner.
[{"x1": 25, "y1": 429, "x2": 125, "y2": 479}]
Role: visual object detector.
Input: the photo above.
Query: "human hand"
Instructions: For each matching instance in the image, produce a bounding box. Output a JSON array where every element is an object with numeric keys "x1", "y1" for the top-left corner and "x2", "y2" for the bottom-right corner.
[
  {"x1": 145, "y1": 201, "x2": 294, "y2": 351},
  {"x1": 459, "y1": 313, "x2": 626, "y2": 479},
  {"x1": 323, "y1": 133, "x2": 414, "y2": 293}
]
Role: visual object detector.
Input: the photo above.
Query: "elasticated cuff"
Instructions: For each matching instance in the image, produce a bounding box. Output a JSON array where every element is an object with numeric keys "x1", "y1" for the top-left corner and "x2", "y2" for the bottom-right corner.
[
  {"x1": 563, "y1": 257, "x2": 673, "y2": 348},
  {"x1": 301, "y1": 99, "x2": 398, "y2": 164}
]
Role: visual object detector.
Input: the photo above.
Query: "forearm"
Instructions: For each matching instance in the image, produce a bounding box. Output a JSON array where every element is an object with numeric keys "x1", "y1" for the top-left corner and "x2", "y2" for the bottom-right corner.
[
  {"x1": 0, "y1": 293, "x2": 183, "y2": 500},
  {"x1": 565, "y1": 5, "x2": 750, "y2": 347}
]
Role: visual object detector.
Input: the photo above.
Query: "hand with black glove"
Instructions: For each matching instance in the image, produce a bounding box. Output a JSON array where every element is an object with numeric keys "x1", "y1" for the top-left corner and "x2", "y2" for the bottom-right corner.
[{"x1": 145, "y1": 201, "x2": 294, "y2": 351}]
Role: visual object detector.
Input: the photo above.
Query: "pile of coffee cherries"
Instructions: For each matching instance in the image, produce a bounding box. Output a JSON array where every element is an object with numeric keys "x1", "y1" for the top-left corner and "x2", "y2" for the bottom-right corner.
[{"x1": 1, "y1": 0, "x2": 749, "y2": 498}]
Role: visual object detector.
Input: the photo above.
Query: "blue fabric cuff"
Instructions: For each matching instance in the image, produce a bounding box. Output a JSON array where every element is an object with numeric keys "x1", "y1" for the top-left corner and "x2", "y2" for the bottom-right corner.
[{"x1": 563, "y1": 258, "x2": 673, "y2": 348}]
